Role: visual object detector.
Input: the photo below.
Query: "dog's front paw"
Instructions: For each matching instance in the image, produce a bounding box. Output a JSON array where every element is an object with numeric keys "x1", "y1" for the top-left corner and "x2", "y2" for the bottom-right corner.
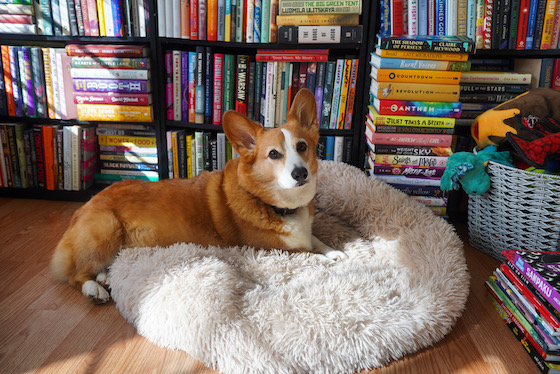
[
  {"x1": 324, "y1": 249, "x2": 349, "y2": 261},
  {"x1": 82, "y1": 280, "x2": 111, "y2": 304}
]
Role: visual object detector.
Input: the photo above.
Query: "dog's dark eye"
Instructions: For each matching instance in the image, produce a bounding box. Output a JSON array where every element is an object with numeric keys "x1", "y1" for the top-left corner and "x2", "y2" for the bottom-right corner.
[
  {"x1": 296, "y1": 142, "x2": 307, "y2": 153},
  {"x1": 268, "y1": 150, "x2": 282, "y2": 159}
]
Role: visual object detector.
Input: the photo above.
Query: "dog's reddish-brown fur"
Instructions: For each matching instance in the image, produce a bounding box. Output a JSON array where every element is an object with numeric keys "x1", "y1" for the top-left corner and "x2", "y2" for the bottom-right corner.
[{"x1": 51, "y1": 88, "x2": 342, "y2": 303}]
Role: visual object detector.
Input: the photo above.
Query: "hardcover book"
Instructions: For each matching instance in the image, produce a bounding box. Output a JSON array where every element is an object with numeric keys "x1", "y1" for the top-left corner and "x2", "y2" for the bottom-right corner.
[
  {"x1": 372, "y1": 98, "x2": 462, "y2": 118},
  {"x1": 370, "y1": 81, "x2": 460, "y2": 102},
  {"x1": 376, "y1": 34, "x2": 475, "y2": 53}
]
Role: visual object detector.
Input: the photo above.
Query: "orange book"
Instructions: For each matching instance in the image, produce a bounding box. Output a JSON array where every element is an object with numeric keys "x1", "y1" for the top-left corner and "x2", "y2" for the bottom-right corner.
[
  {"x1": 207, "y1": 0, "x2": 218, "y2": 41},
  {"x1": 1, "y1": 45, "x2": 15, "y2": 116},
  {"x1": 375, "y1": 48, "x2": 469, "y2": 62},
  {"x1": 181, "y1": 0, "x2": 190, "y2": 38},
  {"x1": 41, "y1": 125, "x2": 56, "y2": 190},
  {"x1": 371, "y1": 68, "x2": 461, "y2": 85}
]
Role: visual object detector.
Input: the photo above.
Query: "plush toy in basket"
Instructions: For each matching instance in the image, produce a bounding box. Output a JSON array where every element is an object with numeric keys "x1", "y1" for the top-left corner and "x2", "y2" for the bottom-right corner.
[
  {"x1": 470, "y1": 88, "x2": 560, "y2": 170},
  {"x1": 442, "y1": 88, "x2": 560, "y2": 196}
]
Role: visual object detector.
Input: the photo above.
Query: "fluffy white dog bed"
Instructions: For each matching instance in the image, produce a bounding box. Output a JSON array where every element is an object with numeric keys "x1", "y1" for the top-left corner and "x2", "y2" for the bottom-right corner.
[{"x1": 109, "y1": 161, "x2": 469, "y2": 374}]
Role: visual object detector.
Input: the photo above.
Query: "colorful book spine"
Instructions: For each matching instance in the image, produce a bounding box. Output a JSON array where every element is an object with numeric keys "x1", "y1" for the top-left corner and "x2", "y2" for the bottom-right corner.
[
  {"x1": 514, "y1": 252, "x2": 560, "y2": 313},
  {"x1": 365, "y1": 131, "x2": 454, "y2": 147},
  {"x1": 70, "y1": 68, "x2": 149, "y2": 80},
  {"x1": 376, "y1": 34, "x2": 475, "y2": 53},
  {"x1": 371, "y1": 163, "x2": 446, "y2": 178},
  {"x1": 278, "y1": 0, "x2": 362, "y2": 14},
  {"x1": 371, "y1": 67, "x2": 462, "y2": 84},
  {"x1": 77, "y1": 104, "x2": 153, "y2": 121},
  {"x1": 213, "y1": 53, "x2": 223, "y2": 125},
  {"x1": 98, "y1": 133, "x2": 157, "y2": 147},
  {"x1": 73, "y1": 79, "x2": 150, "y2": 93},
  {"x1": 368, "y1": 106, "x2": 456, "y2": 127},
  {"x1": 373, "y1": 154, "x2": 449, "y2": 167},
  {"x1": 71, "y1": 57, "x2": 149, "y2": 69},
  {"x1": 165, "y1": 51, "x2": 173, "y2": 120},
  {"x1": 65, "y1": 44, "x2": 148, "y2": 57},
  {"x1": 73, "y1": 92, "x2": 152, "y2": 105},
  {"x1": 370, "y1": 55, "x2": 471, "y2": 71},
  {"x1": 371, "y1": 81, "x2": 460, "y2": 102}
]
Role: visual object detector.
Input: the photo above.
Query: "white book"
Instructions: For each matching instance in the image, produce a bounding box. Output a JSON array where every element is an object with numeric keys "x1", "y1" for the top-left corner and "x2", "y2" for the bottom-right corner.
[
  {"x1": 137, "y1": 0, "x2": 147, "y2": 37},
  {"x1": 246, "y1": 0, "x2": 254, "y2": 43},
  {"x1": 70, "y1": 68, "x2": 150, "y2": 80},
  {"x1": 100, "y1": 169, "x2": 159, "y2": 177},
  {"x1": 194, "y1": 132, "x2": 203, "y2": 176},
  {"x1": 71, "y1": 125, "x2": 82, "y2": 191},
  {"x1": 446, "y1": 0, "x2": 458, "y2": 35},
  {"x1": 157, "y1": 0, "x2": 166, "y2": 36},
  {"x1": 408, "y1": 0, "x2": 418, "y2": 35},
  {"x1": 49, "y1": 48, "x2": 61, "y2": 119},
  {"x1": 333, "y1": 136, "x2": 344, "y2": 162},
  {"x1": 0, "y1": 4, "x2": 34, "y2": 14},
  {"x1": 217, "y1": 132, "x2": 226, "y2": 170},
  {"x1": 166, "y1": 131, "x2": 173, "y2": 178},
  {"x1": 63, "y1": 126, "x2": 73, "y2": 190},
  {"x1": 173, "y1": 0, "x2": 181, "y2": 38},
  {"x1": 58, "y1": 0, "x2": 71, "y2": 35},
  {"x1": 0, "y1": 23, "x2": 36, "y2": 34},
  {"x1": 165, "y1": 0, "x2": 173, "y2": 37},
  {"x1": 103, "y1": 0, "x2": 116, "y2": 36}
]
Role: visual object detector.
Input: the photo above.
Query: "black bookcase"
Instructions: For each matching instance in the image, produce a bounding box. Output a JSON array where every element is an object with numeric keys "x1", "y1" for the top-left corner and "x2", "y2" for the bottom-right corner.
[{"x1": 0, "y1": 0, "x2": 373, "y2": 201}]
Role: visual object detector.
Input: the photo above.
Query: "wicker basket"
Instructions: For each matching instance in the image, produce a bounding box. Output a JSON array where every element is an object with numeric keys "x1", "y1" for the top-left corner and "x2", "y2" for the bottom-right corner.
[{"x1": 468, "y1": 161, "x2": 560, "y2": 261}]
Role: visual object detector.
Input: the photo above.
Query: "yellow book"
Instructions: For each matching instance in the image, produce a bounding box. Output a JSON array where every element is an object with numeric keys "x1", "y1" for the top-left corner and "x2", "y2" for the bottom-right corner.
[
  {"x1": 41, "y1": 48, "x2": 55, "y2": 119},
  {"x1": 367, "y1": 106, "x2": 456, "y2": 128},
  {"x1": 337, "y1": 59, "x2": 353, "y2": 129},
  {"x1": 540, "y1": 0, "x2": 558, "y2": 49},
  {"x1": 375, "y1": 48, "x2": 469, "y2": 62},
  {"x1": 172, "y1": 131, "x2": 179, "y2": 178},
  {"x1": 276, "y1": 14, "x2": 360, "y2": 26},
  {"x1": 371, "y1": 67, "x2": 461, "y2": 85},
  {"x1": 77, "y1": 104, "x2": 154, "y2": 122},
  {"x1": 370, "y1": 81, "x2": 460, "y2": 102},
  {"x1": 96, "y1": 0, "x2": 106, "y2": 36},
  {"x1": 186, "y1": 133, "x2": 193, "y2": 178},
  {"x1": 98, "y1": 134, "x2": 157, "y2": 148}
]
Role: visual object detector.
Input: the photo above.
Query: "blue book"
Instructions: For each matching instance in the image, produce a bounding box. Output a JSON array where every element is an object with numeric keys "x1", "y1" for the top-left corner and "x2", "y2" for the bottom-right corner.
[
  {"x1": 253, "y1": 0, "x2": 261, "y2": 43},
  {"x1": 181, "y1": 51, "x2": 189, "y2": 122},
  {"x1": 188, "y1": 52, "x2": 196, "y2": 122},
  {"x1": 325, "y1": 136, "x2": 335, "y2": 161},
  {"x1": 204, "y1": 47, "x2": 213, "y2": 123},
  {"x1": 435, "y1": 0, "x2": 445, "y2": 35},
  {"x1": 524, "y1": 0, "x2": 540, "y2": 49},
  {"x1": 195, "y1": 47, "x2": 205, "y2": 124}
]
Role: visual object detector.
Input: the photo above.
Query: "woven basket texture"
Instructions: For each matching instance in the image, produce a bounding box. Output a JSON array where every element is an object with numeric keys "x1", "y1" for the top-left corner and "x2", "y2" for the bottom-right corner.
[{"x1": 468, "y1": 161, "x2": 560, "y2": 261}]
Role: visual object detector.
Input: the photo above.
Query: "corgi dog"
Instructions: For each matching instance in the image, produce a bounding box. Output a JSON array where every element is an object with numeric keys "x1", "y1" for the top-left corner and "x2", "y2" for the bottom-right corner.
[{"x1": 51, "y1": 88, "x2": 347, "y2": 304}]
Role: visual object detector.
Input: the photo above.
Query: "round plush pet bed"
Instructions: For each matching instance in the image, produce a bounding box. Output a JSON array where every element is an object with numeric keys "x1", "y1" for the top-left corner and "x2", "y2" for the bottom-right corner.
[{"x1": 109, "y1": 161, "x2": 469, "y2": 374}]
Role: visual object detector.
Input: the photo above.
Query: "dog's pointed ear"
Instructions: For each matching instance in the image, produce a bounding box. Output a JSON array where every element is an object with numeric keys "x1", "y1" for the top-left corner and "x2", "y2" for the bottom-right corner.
[
  {"x1": 222, "y1": 110, "x2": 263, "y2": 157},
  {"x1": 288, "y1": 88, "x2": 318, "y2": 131}
]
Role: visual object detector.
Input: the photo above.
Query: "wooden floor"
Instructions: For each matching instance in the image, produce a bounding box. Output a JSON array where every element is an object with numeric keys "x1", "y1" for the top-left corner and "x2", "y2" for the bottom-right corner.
[{"x1": 0, "y1": 197, "x2": 542, "y2": 374}]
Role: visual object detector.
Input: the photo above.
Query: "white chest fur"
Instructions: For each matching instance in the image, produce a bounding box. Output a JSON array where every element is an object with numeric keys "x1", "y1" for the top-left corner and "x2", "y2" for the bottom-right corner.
[{"x1": 278, "y1": 207, "x2": 313, "y2": 251}]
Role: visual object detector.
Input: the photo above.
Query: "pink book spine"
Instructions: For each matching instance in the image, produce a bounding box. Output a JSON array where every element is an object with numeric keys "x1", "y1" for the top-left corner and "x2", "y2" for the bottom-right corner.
[
  {"x1": 85, "y1": 0, "x2": 99, "y2": 36},
  {"x1": 73, "y1": 92, "x2": 151, "y2": 105},
  {"x1": 369, "y1": 133, "x2": 453, "y2": 147},
  {"x1": 213, "y1": 53, "x2": 224, "y2": 125},
  {"x1": 165, "y1": 52, "x2": 173, "y2": 120}
]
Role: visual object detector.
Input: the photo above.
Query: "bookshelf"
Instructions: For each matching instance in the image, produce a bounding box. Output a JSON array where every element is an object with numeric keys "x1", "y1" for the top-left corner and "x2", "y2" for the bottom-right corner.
[{"x1": 0, "y1": 0, "x2": 372, "y2": 200}]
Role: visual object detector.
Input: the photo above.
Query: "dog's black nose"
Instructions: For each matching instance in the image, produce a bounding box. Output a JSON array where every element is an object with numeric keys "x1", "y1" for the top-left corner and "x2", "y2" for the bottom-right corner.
[{"x1": 291, "y1": 167, "x2": 308, "y2": 182}]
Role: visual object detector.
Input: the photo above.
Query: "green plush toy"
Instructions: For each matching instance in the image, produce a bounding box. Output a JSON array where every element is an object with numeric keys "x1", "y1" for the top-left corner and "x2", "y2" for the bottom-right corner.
[{"x1": 440, "y1": 146, "x2": 514, "y2": 195}]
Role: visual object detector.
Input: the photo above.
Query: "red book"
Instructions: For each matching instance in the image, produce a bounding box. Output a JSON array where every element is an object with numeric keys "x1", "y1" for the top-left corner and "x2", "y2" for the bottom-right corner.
[
  {"x1": 212, "y1": 53, "x2": 224, "y2": 125},
  {"x1": 73, "y1": 92, "x2": 152, "y2": 106},
  {"x1": 516, "y1": 0, "x2": 531, "y2": 49},
  {"x1": 552, "y1": 58, "x2": 560, "y2": 90},
  {"x1": 235, "y1": 55, "x2": 248, "y2": 115},
  {"x1": 190, "y1": 0, "x2": 199, "y2": 40},
  {"x1": 390, "y1": 0, "x2": 404, "y2": 34},
  {"x1": 0, "y1": 14, "x2": 33, "y2": 23},
  {"x1": 41, "y1": 125, "x2": 56, "y2": 191},
  {"x1": 257, "y1": 49, "x2": 330, "y2": 55},
  {"x1": 65, "y1": 44, "x2": 149, "y2": 58},
  {"x1": 80, "y1": 0, "x2": 91, "y2": 36},
  {"x1": 297, "y1": 62, "x2": 308, "y2": 92},
  {"x1": 84, "y1": 0, "x2": 99, "y2": 36}
]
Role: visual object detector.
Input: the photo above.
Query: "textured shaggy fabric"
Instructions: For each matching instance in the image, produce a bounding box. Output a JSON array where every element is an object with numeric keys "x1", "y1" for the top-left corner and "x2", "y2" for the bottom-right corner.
[{"x1": 109, "y1": 161, "x2": 470, "y2": 374}]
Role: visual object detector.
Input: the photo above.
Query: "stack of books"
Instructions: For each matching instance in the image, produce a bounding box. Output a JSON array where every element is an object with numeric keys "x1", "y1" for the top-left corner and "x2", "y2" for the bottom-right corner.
[
  {"x1": 487, "y1": 250, "x2": 560, "y2": 373},
  {"x1": 276, "y1": 0, "x2": 363, "y2": 44},
  {"x1": 95, "y1": 123, "x2": 158, "y2": 183},
  {"x1": 366, "y1": 34, "x2": 475, "y2": 216},
  {"x1": 459, "y1": 70, "x2": 533, "y2": 119},
  {"x1": 0, "y1": 1, "x2": 36, "y2": 35},
  {"x1": 0, "y1": 122, "x2": 98, "y2": 191},
  {"x1": 67, "y1": 44, "x2": 153, "y2": 123}
]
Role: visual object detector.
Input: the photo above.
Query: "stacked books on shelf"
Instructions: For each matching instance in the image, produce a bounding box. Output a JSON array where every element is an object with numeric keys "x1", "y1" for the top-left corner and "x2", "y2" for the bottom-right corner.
[
  {"x1": 379, "y1": 0, "x2": 560, "y2": 50},
  {"x1": 96, "y1": 123, "x2": 158, "y2": 183},
  {"x1": 166, "y1": 47, "x2": 358, "y2": 130},
  {"x1": 277, "y1": 0, "x2": 363, "y2": 44},
  {"x1": 486, "y1": 250, "x2": 560, "y2": 374},
  {"x1": 459, "y1": 69, "x2": 532, "y2": 119},
  {"x1": 0, "y1": 122, "x2": 98, "y2": 190},
  {"x1": 0, "y1": 0, "x2": 36, "y2": 34},
  {"x1": 0, "y1": 0, "x2": 149, "y2": 36},
  {"x1": 67, "y1": 44, "x2": 153, "y2": 122},
  {"x1": 366, "y1": 34, "x2": 475, "y2": 217}
]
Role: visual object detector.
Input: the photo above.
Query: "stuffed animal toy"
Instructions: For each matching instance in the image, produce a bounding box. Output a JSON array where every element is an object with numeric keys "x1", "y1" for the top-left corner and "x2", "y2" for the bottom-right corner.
[
  {"x1": 440, "y1": 146, "x2": 514, "y2": 195},
  {"x1": 470, "y1": 88, "x2": 560, "y2": 168}
]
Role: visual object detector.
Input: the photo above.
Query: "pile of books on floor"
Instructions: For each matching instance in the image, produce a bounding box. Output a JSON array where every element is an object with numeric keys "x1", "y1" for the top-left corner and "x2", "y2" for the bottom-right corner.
[
  {"x1": 487, "y1": 250, "x2": 560, "y2": 374},
  {"x1": 165, "y1": 48, "x2": 358, "y2": 131},
  {"x1": 365, "y1": 34, "x2": 475, "y2": 217},
  {"x1": 69, "y1": 44, "x2": 153, "y2": 123},
  {"x1": 96, "y1": 123, "x2": 158, "y2": 183},
  {"x1": 0, "y1": 122, "x2": 98, "y2": 191}
]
